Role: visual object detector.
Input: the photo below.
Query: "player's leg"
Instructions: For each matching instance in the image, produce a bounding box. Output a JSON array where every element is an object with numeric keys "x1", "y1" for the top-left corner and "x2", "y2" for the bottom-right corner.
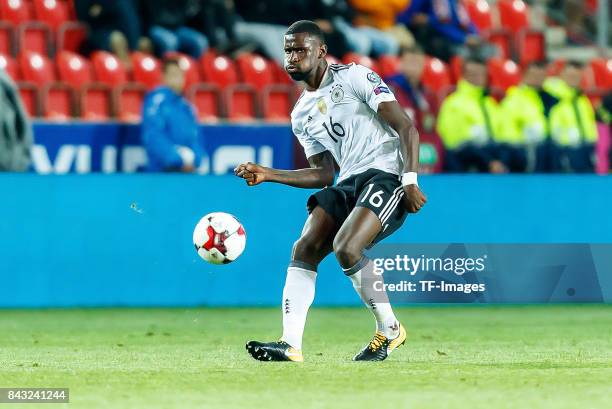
[
  {"x1": 280, "y1": 206, "x2": 336, "y2": 349},
  {"x1": 334, "y1": 206, "x2": 401, "y2": 337},
  {"x1": 247, "y1": 206, "x2": 337, "y2": 362},
  {"x1": 333, "y1": 173, "x2": 407, "y2": 361}
]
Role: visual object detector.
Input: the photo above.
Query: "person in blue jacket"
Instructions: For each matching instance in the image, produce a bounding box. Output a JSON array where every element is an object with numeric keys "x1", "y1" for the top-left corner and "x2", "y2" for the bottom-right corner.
[
  {"x1": 397, "y1": 0, "x2": 496, "y2": 62},
  {"x1": 141, "y1": 58, "x2": 203, "y2": 173}
]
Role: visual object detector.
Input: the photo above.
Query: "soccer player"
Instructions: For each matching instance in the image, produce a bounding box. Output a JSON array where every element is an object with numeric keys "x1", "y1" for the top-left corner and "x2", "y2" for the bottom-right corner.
[{"x1": 235, "y1": 20, "x2": 426, "y2": 362}]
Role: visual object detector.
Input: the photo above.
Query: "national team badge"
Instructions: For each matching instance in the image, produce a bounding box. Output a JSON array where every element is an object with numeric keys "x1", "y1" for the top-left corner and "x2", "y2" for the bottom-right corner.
[
  {"x1": 331, "y1": 86, "x2": 344, "y2": 103},
  {"x1": 367, "y1": 71, "x2": 381, "y2": 84},
  {"x1": 317, "y1": 98, "x2": 327, "y2": 114}
]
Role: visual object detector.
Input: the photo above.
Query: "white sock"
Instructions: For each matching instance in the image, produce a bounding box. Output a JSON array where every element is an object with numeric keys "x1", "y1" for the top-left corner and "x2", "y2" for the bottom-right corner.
[
  {"x1": 345, "y1": 257, "x2": 399, "y2": 339},
  {"x1": 280, "y1": 262, "x2": 317, "y2": 350}
]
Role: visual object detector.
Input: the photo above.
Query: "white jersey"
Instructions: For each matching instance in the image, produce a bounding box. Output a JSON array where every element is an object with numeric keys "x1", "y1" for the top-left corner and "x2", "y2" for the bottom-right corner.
[{"x1": 291, "y1": 63, "x2": 402, "y2": 183}]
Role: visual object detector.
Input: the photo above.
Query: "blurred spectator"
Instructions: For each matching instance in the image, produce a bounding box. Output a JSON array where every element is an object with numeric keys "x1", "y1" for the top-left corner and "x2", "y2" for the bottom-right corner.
[
  {"x1": 386, "y1": 47, "x2": 444, "y2": 172},
  {"x1": 543, "y1": 62, "x2": 598, "y2": 173},
  {"x1": 198, "y1": 0, "x2": 257, "y2": 56},
  {"x1": 341, "y1": 0, "x2": 407, "y2": 56},
  {"x1": 0, "y1": 70, "x2": 32, "y2": 172},
  {"x1": 397, "y1": 0, "x2": 496, "y2": 62},
  {"x1": 233, "y1": 1, "x2": 350, "y2": 64},
  {"x1": 500, "y1": 61, "x2": 559, "y2": 172},
  {"x1": 140, "y1": 0, "x2": 209, "y2": 58},
  {"x1": 233, "y1": 0, "x2": 301, "y2": 64},
  {"x1": 436, "y1": 58, "x2": 507, "y2": 173},
  {"x1": 141, "y1": 59, "x2": 204, "y2": 173},
  {"x1": 76, "y1": 0, "x2": 146, "y2": 64}
]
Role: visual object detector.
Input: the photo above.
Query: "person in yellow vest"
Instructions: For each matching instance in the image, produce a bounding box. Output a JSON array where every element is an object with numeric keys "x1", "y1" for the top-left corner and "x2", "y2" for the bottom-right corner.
[
  {"x1": 543, "y1": 61, "x2": 598, "y2": 173},
  {"x1": 436, "y1": 57, "x2": 507, "y2": 172},
  {"x1": 499, "y1": 61, "x2": 559, "y2": 172}
]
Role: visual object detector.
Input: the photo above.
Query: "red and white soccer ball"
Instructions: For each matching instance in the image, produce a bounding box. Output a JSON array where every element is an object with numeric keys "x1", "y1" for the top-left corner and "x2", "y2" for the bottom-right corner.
[{"x1": 193, "y1": 212, "x2": 246, "y2": 264}]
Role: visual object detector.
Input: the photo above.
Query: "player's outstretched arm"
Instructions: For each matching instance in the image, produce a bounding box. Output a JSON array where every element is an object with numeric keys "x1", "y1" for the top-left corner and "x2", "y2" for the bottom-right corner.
[
  {"x1": 377, "y1": 100, "x2": 427, "y2": 213},
  {"x1": 234, "y1": 151, "x2": 335, "y2": 188}
]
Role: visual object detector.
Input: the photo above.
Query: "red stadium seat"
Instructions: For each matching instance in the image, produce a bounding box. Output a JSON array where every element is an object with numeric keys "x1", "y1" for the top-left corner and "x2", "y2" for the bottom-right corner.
[
  {"x1": 517, "y1": 30, "x2": 545, "y2": 67},
  {"x1": 488, "y1": 58, "x2": 521, "y2": 90},
  {"x1": 33, "y1": 0, "x2": 70, "y2": 31},
  {"x1": 466, "y1": 0, "x2": 493, "y2": 31},
  {"x1": 261, "y1": 85, "x2": 292, "y2": 122},
  {"x1": 547, "y1": 59, "x2": 565, "y2": 77},
  {"x1": 224, "y1": 84, "x2": 257, "y2": 121},
  {"x1": 56, "y1": 50, "x2": 92, "y2": 89},
  {"x1": 164, "y1": 51, "x2": 200, "y2": 89},
  {"x1": 17, "y1": 81, "x2": 38, "y2": 116},
  {"x1": 449, "y1": 55, "x2": 463, "y2": 83},
  {"x1": 42, "y1": 83, "x2": 73, "y2": 120},
  {"x1": 91, "y1": 51, "x2": 127, "y2": 87},
  {"x1": 236, "y1": 53, "x2": 275, "y2": 90},
  {"x1": 498, "y1": 0, "x2": 529, "y2": 33},
  {"x1": 201, "y1": 53, "x2": 239, "y2": 88},
  {"x1": 421, "y1": 57, "x2": 451, "y2": 92},
  {"x1": 18, "y1": 22, "x2": 51, "y2": 56},
  {"x1": 187, "y1": 83, "x2": 222, "y2": 122},
  {"x1": 484, "y1": 30, "x2": 512, "y2": 60},
  {"x1": 57, "y1": 22, "x2": 87, "y2": 53},
  {"x1": 342, "y1": 52, "x2": 378, "y2": 72},
  {"x1": 0, "y1": 22, "x2": 14, "y2": 55},
  {"x1": 590, "y1": 58, "x2": 612, "y2": 89},
  {"x1": 0, "y1": 52, "x2": 18, "y2": 79},
  {"x1": 80, "y1": 85, "x2": 112, "y2": 120},
  {"x1": 271, "y1": 61, "x2": 292, "y2": 85},
  {"x1": 377, "y1": 55, "x2": 401, "y2": 79},
  {"x1": 19, "y1": 50, "x2": 55, "y2": 85},
  {"x1": 325, "y1": 55, "x2": 340, "y2": 65},
  {"x1": 114, "y1": 84, "x2": 145, "y2": 122},
  {"x1": 0, "y1": 0, "x2": 32, "y2": 25},
  {"x1": 130, "y1": 52, "x2": 162, "y2": 89}
]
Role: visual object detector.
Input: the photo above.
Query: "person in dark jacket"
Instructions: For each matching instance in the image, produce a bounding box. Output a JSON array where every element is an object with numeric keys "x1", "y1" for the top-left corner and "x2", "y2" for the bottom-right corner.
[
  {"x1": 141, "y1": 58, "x2": 204, "y2": 172},
  {"x1": 75, "y1": 0, "x2": 144, "y2": 62},
  {"x1": 140, "y1": 0, "x2": 208, "y2": 58}
]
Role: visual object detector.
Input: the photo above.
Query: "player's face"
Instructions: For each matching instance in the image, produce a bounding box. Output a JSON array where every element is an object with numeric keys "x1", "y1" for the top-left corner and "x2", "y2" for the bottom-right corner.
[
  {"x1": 561, "y1": 66, "x2": 582, "y2": 89},
  {"x1": 523, "y1": 66, "x2": 546, "y2": 88},
  {"x1": 164, "y1": 64, "x2": 186, "y2": 94},
  {"x1": 284, "y1": 33, "x2": 325, "y2": 81},
  {"x1": 401, "y1": 52, "x2": 426, "y2": 83},
  {"x1": 463, "y1": 62, "x2": 487, "y2": 88}
]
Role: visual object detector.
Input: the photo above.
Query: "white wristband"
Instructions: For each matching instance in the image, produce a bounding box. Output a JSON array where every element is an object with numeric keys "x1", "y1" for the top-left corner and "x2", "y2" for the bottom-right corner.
[{"x1": 401, "y1": 172, "x2": 418, "y2": 186}]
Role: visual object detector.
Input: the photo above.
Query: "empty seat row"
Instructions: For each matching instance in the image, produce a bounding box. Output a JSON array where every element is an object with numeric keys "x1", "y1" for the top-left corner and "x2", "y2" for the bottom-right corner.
[
  {"x1": 466, "y1": 0, "x2": 545, "y2": 65},
  {"x1": 0, "y1": 20, "x2": 86, "y2": 56},
  {"x1": 0, "y1": 0, "x2": 74, "y2": 27}
]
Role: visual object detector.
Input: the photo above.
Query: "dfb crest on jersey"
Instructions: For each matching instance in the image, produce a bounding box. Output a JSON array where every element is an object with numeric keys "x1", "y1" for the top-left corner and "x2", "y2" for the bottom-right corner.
[
  {"x1": 367, "y1": 71, "x2": 381, "y2": 85},
  {"x1": 331, "y1": 85, "x2": 344, "y2": 103},
  {"x1": 317, "y1": 98, "x2": 327, "y2": 114}
]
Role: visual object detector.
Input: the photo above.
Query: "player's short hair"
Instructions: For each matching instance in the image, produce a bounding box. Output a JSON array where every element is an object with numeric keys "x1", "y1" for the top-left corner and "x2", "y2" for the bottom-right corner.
[
  {"x1": 162, "y1": 57, "x2": 181, "y2": 73},
  {"x1": 526, "y1": 59, "x2": 548, "y2": 69},
  {"x1": 565, "y1": 60, "x2": 584, "y2": 69},
  {"x1": 401, "y1": 44, "x2": 424, "y2": 55},
  {"x1": 285, "y1": 20, "x2": 325, "y2": 43}
]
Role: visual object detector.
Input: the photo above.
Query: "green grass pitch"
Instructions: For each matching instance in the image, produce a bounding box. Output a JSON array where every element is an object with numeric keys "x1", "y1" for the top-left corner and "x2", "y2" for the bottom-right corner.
[{"x1": 1, "y1": 305, "x2": 611, "y2": 409}]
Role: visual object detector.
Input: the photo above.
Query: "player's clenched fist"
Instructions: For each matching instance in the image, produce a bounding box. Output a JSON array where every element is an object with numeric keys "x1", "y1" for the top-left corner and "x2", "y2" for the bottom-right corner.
[
  {"x1": 233, "y1": 162, "x2": 268, "y2": 186},
  {"x1": 403, "y1": 185, "x2": 427, "y2": 213}
]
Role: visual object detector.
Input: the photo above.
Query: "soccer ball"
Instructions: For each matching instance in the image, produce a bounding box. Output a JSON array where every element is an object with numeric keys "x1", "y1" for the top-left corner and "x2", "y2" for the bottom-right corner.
[{"x1": 193, "y1": 212, "x2": 246, "y2": 264}]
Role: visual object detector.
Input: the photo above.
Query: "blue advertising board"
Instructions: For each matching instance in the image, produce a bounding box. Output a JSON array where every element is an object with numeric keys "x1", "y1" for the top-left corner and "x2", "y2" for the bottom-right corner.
[
  {"x1": 0, "y1": 174, "x2": 611, "y2": 308},
  {"x1": 31, "y1": 122, "x2": 294, "y2": 174}
]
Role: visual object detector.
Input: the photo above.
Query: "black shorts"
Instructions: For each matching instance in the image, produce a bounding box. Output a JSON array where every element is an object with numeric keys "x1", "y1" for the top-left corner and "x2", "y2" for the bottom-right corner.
[{"x1": 307, "y1": 168, "x2": 407, "y2": 244}]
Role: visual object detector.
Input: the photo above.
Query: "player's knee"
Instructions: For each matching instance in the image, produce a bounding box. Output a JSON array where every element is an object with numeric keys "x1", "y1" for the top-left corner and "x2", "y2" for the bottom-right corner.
[
  {"x1": 293, "y1": 236, "x2": 326, "y2": 263},
  {"x1": 333, "y1": 237, "x2": 362, "y2": 269}
]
